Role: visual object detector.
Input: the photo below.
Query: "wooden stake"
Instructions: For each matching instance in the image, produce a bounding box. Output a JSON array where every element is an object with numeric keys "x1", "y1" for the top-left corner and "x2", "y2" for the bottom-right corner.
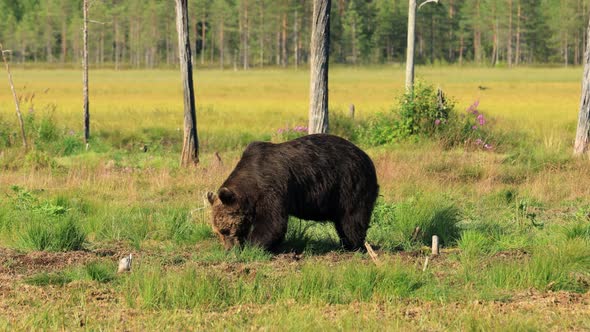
[
  {"x1": 431, "y1": 235, "x2": 440, "y2": 256},
  {"x1": 0, "y1": 44, "x2": 27, "y2": 149}
]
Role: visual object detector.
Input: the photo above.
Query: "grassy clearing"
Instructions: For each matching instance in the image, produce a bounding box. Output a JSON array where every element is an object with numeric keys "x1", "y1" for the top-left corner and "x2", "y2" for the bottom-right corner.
[{"x1": 0, "y1": 66, "x2": 589, "y2": 330}]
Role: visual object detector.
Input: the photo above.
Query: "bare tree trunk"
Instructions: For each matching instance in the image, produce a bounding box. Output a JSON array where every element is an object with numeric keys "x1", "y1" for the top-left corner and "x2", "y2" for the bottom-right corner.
[
  {"x1": 276, "y1": 30, "x2": 281, "y2": 65},
  {"x1": 0, "y1": 44, "x2": 27, "y2": 149},
  {"x1": 201, "y1": 13, "x2": 206, "y2": 65},
  {"x1": 507, "y1": 0, "x2": 513, "y2": 67},
  {"x1": 282, "y1": 11, "x2": 288, "y2": 67},
  {"x1": 83, "y1": 0, "x2": 90, "y2": 144},
  {"x1": 514, "y1": 0, "x2": 521, "y2": 66},
  {"x1": 459, "y1": 35, "x2": 464, "y2": 65},
  {"x1": 220, "y1": 18, "x2": 225, "y2": 70},
  {"x1": 351, "y1": 15, "x2": 357, "y2": 65},
  {"x1": 308, "y1": 0, "x2": 331, "y2": 134},
  {"x1": 294, "y1": 9, "x2": 299, "y2": 69},
  {"x1": 491, "y1": 17, "x2": 498, "y2": 66},
  {"x1": 574, "y1": 17, "x2": 590, "y2": 156},
  {"x1": 405, "y1": 0, "x2": 416, "y2": 92},
  {"x1": 260, "y1": 1, "x2": 264, "y2": 67},
  {"x1": 114, "y1": 17, "x2": 120, "y2": 70},
  {"x1": 244, "y1": 0, "x2": 249, "y2": 69},
  {"x1": 565, "y1": 34, "x2": 569, "y2": 68},
  {"x1": 175, "y1": 0, "x2": 199, "y2": 166},
  {"x1": 474, "y1": 0, "x2": 482, "y2": 64},
  {"x1": 61, "y1": 20, "x2": 67, "y2": 63}
]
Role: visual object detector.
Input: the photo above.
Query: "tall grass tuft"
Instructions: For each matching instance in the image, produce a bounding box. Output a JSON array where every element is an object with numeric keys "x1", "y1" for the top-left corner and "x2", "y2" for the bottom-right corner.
[
  {"x1": 85, "y1": 260, "x2": 116, "y2": 283},
  {"x1": 18, "y1": 216, "x2": 86, "y2": 251},
  {"x1": 368, "y1": 195, "x2": 461, "y2": 251}
]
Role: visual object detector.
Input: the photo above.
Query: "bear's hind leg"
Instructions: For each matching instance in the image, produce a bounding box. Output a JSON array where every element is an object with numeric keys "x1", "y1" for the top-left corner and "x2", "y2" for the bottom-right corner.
[{"x1": 335, "y1": 208, "x2": 371, "y2": 250}]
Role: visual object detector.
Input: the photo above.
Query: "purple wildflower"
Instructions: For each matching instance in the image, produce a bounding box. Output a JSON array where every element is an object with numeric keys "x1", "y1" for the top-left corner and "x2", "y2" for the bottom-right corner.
[
  {"x1": 277, "y1": 128, "x2": 284, "y2": 134},
  {"x1": 484, "y1": 144, "x2": 492, "y2": 150},
  {"x1": 477, "y1": 114, "x2": 485, "y2": 125},
  {"x1": 474, "y1": 138, "x2": 483, "y2": 145},
  {"x1": 434, "y1": 119, "x2": 441, "y2": 126},
  {"x1": 472, "y1": 125, "x2": 478, "y2": 130}
]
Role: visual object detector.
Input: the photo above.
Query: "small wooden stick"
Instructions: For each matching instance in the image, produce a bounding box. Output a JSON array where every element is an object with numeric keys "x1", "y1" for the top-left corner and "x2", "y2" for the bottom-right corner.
[
  {"x1": 364, "y1": 242, "x2": 380, "y2": 265},
  {"x1": 0, "y1": 44, "x2": 27, "y2": 149},
  {"x1": 431, "y1": 235, "x2": 440, "y2": 256}
]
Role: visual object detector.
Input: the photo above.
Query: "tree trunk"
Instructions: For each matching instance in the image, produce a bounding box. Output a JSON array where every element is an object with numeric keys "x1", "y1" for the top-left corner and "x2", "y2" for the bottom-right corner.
[
  {"x1": 459, "y1": 34, "x2": 464, "y2": 65},
  {"x1": 259, "y1": 1, "x2": 264, "y2": 67},
  {"x1": 294, "y1": 9, "x2": 299, "y2": 69},
  {"x1": 574, "y1": 17, "x2": 590, "y2": 156},
  {"x1": 175, "y1": 0, "x2": 199, "y2": 166},
  {"x1": 83, "y1": 0, "x2": 90, "y2": 144},
  {"x1": 276, "y1": 30, "x2": 281, "y2": 65},
  {"x1": 308, "y1": 0, "x2": 331, "y2": 134},
  {"x1": 564, "y1": 33, "x2": 569, "y2": 67},
  {"x1": 405, "y1": 0, "x2": 416, "y2": 92},
  {"x1": 352, "y1": 15, "x2": 357, "y2": 65},
  {"x1": 244, "y1": 0, "x2": 249, "y2": 69},
  {"x1": 514, "y1": 0, "x2": 521, "y2": 66},
  {"x1": 1, "y1": 43, "x2": 27, "y2": 149},
  {"x1": 220, "y1": 18, "x2": 225, "y2": 70},
  {"x1": 201, "y1": 13, "x2": 206, "y2": 65},
  {"x1": 61, "y1": 19, "x2": 67, "y2": 63},
  {"x1": 507, "y1": 0, "x2": 513, "y2": 67},
  {"x1": 282, "y1": 11, "x2": 288, "y2": 67},
  {"x1": 491, "y1": 15, "x2": 498, "y2": 66},
  {"x1": 474, "y1": 0, "x2": 482, "y2": 64},
  {"x1": 114, "y1": 17, "x2": 120, "y2": 70}
]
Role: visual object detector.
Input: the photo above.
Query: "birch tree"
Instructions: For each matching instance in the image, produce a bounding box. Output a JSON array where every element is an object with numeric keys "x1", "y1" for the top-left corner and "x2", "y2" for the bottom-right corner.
[{"x1": 574, "y1": 16, "x2": 590, "y2": 156}]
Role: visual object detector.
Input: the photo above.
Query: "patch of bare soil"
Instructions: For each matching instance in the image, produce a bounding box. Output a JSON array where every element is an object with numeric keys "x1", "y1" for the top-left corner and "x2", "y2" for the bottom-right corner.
[{"x1": 0, "y1": 248, "x2": 94, "y2": 277}]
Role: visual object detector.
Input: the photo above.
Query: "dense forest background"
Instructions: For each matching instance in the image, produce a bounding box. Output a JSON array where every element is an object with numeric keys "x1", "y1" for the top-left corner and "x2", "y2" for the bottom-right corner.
[{"x1": 0, "y1": 0, "x2": 588, "y2": 68}]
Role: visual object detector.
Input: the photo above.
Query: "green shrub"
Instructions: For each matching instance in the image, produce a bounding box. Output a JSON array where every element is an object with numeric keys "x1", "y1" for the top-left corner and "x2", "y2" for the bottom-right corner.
[{"x1": 358, "y1": 81, "x2": 455, "y2": 146}]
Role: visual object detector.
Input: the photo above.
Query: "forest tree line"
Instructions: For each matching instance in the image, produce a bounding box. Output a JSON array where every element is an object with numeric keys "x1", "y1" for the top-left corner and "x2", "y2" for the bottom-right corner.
[{"x1": 0, "y1": 0, "x2": 589, "y2": 68}]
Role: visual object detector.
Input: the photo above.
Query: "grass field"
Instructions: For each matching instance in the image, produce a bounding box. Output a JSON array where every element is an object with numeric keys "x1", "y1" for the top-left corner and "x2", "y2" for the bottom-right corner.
[{"x1": 0, "y1": 66, "x2": 589, "y2": 330}]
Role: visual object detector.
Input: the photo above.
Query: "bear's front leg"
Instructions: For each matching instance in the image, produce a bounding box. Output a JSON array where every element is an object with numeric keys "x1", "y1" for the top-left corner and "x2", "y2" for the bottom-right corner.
[{"x1": 247, "y1": 206, "x2": 289, "y2": 251}]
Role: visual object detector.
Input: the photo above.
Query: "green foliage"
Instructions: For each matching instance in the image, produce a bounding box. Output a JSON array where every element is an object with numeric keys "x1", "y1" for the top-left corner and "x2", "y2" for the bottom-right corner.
[
  {"x1": 10, "y1": 186, "x2": 68, "y2": 216},
  {"x1": 358, "y1": 81, "x2": 456, "y2": 146}
]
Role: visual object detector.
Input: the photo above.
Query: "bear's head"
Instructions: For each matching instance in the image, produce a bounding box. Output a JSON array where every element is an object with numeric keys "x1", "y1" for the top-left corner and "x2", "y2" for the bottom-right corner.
[{"x1": 207, "y1": 187, "x2": 254, "y2": 250}]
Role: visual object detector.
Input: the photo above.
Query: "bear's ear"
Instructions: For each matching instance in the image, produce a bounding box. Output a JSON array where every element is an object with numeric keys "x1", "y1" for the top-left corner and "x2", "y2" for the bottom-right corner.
[
  {"x1": 218, "y1": 187, "x2": 236, "y2": 205},
  {"x1": 207, "y1": 191, "x2": 216, "y2": 205}
]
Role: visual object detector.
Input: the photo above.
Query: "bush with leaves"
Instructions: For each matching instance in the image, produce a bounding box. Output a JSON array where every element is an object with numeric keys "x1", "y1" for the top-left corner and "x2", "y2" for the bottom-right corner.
[{"x1": 357, "y1": 81, "x2": 497, "y2": 151}]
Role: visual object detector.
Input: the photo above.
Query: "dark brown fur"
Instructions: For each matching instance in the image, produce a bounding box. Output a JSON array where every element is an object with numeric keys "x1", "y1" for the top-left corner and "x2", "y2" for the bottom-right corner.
[{"x1": 207, "y1": 134, "x2": 379, "y2": 251}]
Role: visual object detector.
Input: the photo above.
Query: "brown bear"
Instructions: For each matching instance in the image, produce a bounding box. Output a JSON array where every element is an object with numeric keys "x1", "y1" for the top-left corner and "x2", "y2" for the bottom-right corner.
[{"x1": 207, "y1": 134, "x2": 379, "y2": 251}]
